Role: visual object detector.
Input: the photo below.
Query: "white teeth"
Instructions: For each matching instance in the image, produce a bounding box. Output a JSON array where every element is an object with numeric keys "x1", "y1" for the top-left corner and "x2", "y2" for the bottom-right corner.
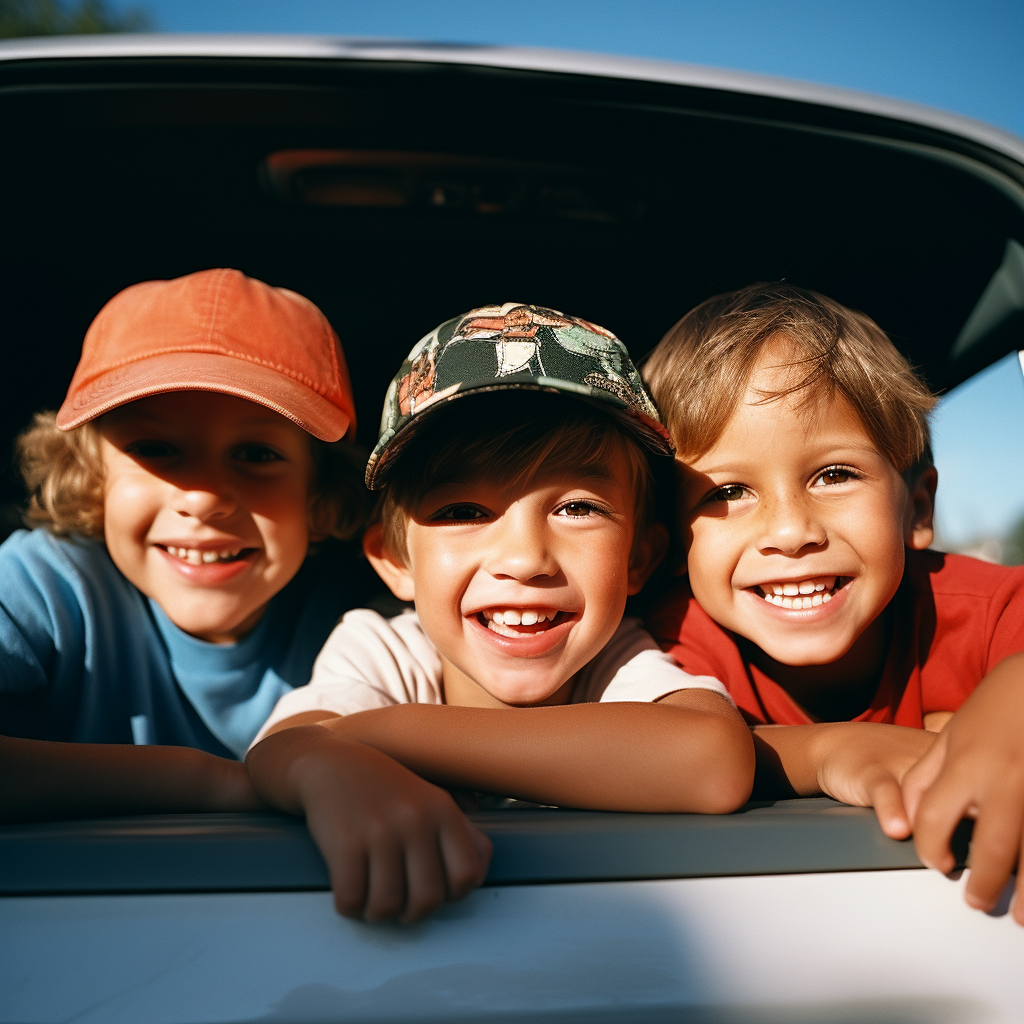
[
  {"x1": 165, "y1": 546, "x2": 241, "y2": 565},
  {"x1": 762, "y1": 576, "x2": 839, "y2": 600},
  {"x1": 483, "y1": 609, "x2": 558, "y2": 631},
  {"x1": 487, "y1": 620, "x2": 519, "y2": 638},
  {"x1": 766, "y1": 592, "x2": 826, "y2": 611}
]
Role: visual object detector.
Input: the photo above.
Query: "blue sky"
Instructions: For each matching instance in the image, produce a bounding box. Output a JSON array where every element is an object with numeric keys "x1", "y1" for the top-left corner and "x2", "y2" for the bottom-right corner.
[{"x1": 121, "y1": 0, "x2": 1024, "y2": 551}]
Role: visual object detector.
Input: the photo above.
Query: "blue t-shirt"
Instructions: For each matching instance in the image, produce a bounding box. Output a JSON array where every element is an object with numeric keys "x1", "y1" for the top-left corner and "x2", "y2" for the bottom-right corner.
[{"x1": 0, "y1": 529, "x2": 367, "y2": 758}]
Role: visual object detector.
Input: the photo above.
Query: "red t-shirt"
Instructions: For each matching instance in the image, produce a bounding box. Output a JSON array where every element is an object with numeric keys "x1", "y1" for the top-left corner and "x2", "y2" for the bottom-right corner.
[{"x1": 647, "y1": 550, "x2": 1024, "y2": 727}]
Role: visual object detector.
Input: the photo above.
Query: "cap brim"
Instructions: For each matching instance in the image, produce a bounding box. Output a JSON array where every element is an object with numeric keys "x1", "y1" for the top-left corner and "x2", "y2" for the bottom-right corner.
[
  {"x1": 56, "y1": 351, "x2": 352, "y2": 442},
  {"x1": 366, "y1": 379, "x2": 673, "y2": 489}
]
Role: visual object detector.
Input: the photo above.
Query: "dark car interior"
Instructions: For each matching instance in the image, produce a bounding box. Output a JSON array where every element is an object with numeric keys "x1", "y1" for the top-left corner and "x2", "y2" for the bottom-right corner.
[
  {"x1": 3, "y1": 55, "x2": 1023, "y2": 530},
  {"x1": 1, "y1": 51, "x2": 1022, "y2": 891}
]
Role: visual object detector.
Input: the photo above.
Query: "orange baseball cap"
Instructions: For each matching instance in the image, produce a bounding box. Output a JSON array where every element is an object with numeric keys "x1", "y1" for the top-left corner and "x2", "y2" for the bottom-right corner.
[{"x1": 56, "y1": 268, "x2": 356, "y2": 442}]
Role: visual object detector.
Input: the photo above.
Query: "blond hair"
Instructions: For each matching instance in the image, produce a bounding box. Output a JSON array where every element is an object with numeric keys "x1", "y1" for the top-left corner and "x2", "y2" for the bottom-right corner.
[
  {"x1": 378, "y1": 392, "x2": 656, "y2": 562},
  {"x1": 16, "y1": 411, "x2": 369, "y2": 542},
  {"x1": 642, "y1": 283, "x2": 936, "y2": 478}
]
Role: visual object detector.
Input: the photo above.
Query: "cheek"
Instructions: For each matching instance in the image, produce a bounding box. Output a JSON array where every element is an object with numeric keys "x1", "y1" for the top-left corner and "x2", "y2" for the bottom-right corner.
[
  {"x1": 684, "y1": 521, "x2": 732, "y2": 592},
  {"x1": 102, "y1": 475, "x2": 158, "y2": 547}
]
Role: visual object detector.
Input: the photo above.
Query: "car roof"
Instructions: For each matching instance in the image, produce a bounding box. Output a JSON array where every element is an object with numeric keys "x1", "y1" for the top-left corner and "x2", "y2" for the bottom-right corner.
[{"x1": 2, "y1": 32, "x2": 1022, "y2": 164}]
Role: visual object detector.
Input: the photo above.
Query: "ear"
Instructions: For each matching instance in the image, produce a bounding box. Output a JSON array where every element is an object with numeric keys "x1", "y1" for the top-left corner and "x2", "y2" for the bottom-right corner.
[
  {"x1": 362, "y1": 522, "x2": 417, "y2": 602},
  {"x1": 627, "y1": 521, "x2": 670, "y2": 594},
  {"x1": 904, "y1": 465, "x2": 937, "y2": 551}
]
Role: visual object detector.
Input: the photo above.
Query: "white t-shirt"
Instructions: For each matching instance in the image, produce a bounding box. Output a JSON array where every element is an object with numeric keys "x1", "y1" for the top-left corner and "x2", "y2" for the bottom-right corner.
[{"x1": 253, "y1": 609, "x2": 728, "y2": 746}]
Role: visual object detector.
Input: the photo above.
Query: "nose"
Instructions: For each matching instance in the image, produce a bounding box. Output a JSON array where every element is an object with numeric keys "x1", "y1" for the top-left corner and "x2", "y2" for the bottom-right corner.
[
  {"x1": 171, "y1": 473, "x2": 238, "y2": 523},
  {"x1": 483, "y1": 504, "x2": 558, "y2": 582},
  {"x1": 755, "y1": 493, "x2": 827, "y2": 556}
]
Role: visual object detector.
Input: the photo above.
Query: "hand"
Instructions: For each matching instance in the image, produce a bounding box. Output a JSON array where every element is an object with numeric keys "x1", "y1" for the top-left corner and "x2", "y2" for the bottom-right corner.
[
  {"x1": 753, "y1": 722, "x2": 935, "y2": 839},
  {"x1": 903, "y1": 653, "x2": 1024, "y2": 923},
  {"x1": 813, "y1": 723, "x2": 936, "y2": 839},
  {"x1": 247, "y1": 724, "x2": 492, "y2": 923}
]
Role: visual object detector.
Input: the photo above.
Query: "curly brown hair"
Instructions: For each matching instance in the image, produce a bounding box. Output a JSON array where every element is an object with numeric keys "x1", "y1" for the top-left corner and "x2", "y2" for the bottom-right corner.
[{"x1": 16, "y1": 411, "x2": 370, "y2": 542}]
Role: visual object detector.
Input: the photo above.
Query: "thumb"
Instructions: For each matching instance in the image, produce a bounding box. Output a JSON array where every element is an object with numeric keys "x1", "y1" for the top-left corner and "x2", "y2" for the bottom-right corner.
[{"x1": 868, "y1": 774, "x2": 912, "y2": 840}]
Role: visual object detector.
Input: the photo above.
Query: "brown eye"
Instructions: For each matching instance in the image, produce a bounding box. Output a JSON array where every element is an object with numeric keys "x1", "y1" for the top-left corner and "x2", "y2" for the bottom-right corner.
[
  {"x1": 125, "y1": 440, "x2": 177, "y2": 459},
  {"x1": 712, "y1": 485, "x2": 748, "y2": 502},
  {"x1": 558, "y1": 501, "x2": 599, "y2": 517},
  {"x1": 233, "y1": 444, "x2": 283, "y2": 464},
  {"x1": 814, "y1": 466, "x2": 858, "y2": 487},
  {"x1": 431, "y1": 503, "x2": 488, "y2": 521}
]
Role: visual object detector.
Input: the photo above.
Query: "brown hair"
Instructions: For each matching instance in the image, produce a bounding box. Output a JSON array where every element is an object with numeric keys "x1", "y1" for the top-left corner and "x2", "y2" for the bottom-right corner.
[
  {"x1": 16, "y1": 411, "x2": 369, "y2": 542},
  {"x1": 642, "y1": 283, "x2": 936, "y2": 480},
  {"x1": 378, "y1": 391, "x2": 656, "y2": 562}
]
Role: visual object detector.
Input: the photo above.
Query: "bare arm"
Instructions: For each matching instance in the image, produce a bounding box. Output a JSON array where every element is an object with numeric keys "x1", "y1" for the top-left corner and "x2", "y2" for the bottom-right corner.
[
  {"x1": 310, "y1": 688, "x2": 754, "y2": 814},
  {"x1": 752, "y1": 722, "x2": 936, "y2": 838},
  {"x1": 902, "y1": 651, "x2": 1024, "y2": 923},
  {"x1": 0, "y1": 735, "x2": 263, "y2": 822}
]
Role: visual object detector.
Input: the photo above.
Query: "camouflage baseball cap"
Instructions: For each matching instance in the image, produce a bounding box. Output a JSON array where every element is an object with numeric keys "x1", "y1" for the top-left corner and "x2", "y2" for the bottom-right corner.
[{"x1": 366, "y1": 302, "x2": 674, "y2": 489}]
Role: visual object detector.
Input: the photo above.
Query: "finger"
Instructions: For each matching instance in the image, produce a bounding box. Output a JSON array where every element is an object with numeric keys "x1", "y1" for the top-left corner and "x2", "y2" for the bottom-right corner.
[
  {"x1": 912, "y1": 772, "x2": 974, "y2": 877},
  {"x1": 325, "y1": 844, "x2": 370, "y2": 920},
  {"x1": 471, "y1": 823, "x2": 494, "y2": 872},
  {"x1": 963, "y1": 793, "x2": 1024, "y2": 913},
  {"x1": 439, "y1": 819, "x2": 493, "y2": 903},
  {"x1": 869, "y1": 776, "x2": 911, "y2": 840},
  {"x1": 363, "y1": 835, "x2": 408, "y2": 923},
  {"x1": 901, "y1": 734, "x2": 947, "y2": 827},
  {"x1": 399, "y1": 831, "x2": 449, "y2": 924}
]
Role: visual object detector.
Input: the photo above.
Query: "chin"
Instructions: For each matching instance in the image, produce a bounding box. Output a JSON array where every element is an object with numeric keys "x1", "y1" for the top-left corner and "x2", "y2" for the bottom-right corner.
[
  {"x1": 760, "y1": 639, "x2": 854, "y2": 667},
  {"x1": 486, "y1": 681, "x2": 565, "y2": 707}
]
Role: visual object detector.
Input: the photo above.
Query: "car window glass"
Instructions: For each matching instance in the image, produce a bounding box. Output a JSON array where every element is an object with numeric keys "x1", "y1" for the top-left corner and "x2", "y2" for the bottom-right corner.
[{"x1": 931, "y1": 350, "x2": 1024, "y2": 565}]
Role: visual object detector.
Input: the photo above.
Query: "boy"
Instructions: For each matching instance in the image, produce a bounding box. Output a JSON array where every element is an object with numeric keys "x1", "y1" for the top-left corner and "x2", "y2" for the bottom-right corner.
[
  {"x1": 247, "y1": 303, "x2": 755, "y2": 923},
  {"x1": 1, "y1": 268, "x2": 369, "y2": 820},
  {"x1": 643, "y1": 282, "x2": 1024, "y2": 922}
]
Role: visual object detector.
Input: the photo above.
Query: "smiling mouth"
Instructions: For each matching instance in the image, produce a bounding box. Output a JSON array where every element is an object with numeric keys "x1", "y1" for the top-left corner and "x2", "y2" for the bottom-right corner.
[
  {"x1": 753, "y1": 576, "x2": 851, "y2": 609},
  {"x1": 479, "y1": 608, "x2": 569, "y2": 638},
  {"x1": 159, "y1": 545, "x2": 255, "y2": 566}
]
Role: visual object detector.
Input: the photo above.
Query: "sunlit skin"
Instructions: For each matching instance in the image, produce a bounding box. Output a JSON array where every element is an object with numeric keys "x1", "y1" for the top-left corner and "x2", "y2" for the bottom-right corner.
[
  {"x1": 98, "y1": 391, "x2": 318, "y2": 644},
  {"x1": 366, "y1": 452, "x2": 661, "y2": 708},
  {"x1": 678, "y1": 355, "x2": 935, "y2": 721}
]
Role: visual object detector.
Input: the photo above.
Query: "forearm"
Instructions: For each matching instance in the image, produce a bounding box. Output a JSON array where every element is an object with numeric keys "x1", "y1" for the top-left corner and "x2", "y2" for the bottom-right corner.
[
  {"x1": 945, "y1": 651, "x2": 1024, "y2": 743},
  {"x1": 0, "y1": 735, "x2": 261, "y2": 821},
  {"x1": 325, "y1": 697, "x2": 754, "y2": 813},
  {"x1": 753, "y1": 724, "x2": 834, "y2": 797},
  {"x1": 753, "y1": 722, "x2": 936, "y2": 801}
]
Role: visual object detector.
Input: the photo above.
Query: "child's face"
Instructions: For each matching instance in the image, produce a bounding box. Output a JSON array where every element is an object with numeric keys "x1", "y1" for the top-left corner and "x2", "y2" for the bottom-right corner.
[
  {"x1": 98, "y1": 392, "x2": 317, "y2": 643},
  {"x1": 678, "y1": 359, "x2": 934, "y2": 673},
  {"x1": 367, "y1": 453, "x2": 657, "y2": 707}
]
